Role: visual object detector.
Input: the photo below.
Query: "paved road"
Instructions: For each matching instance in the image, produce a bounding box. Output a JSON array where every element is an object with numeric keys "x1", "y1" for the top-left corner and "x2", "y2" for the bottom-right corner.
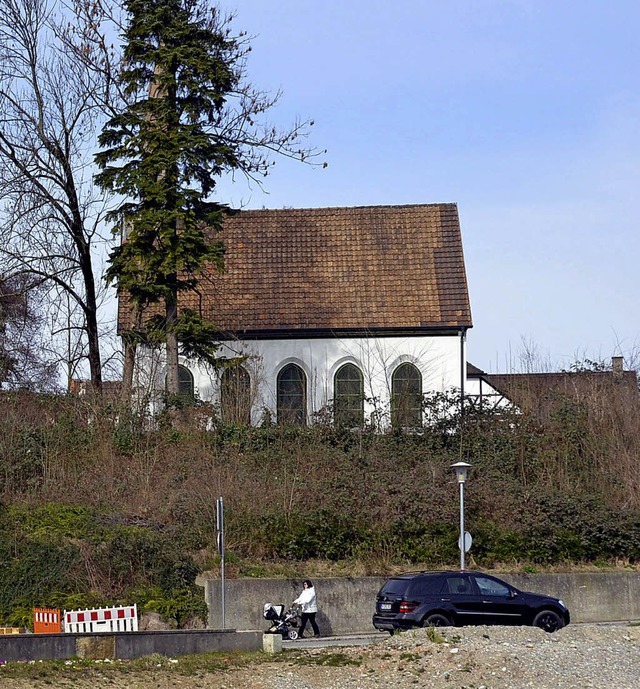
[{"x1": 283, "y1": 632, "x2": 387, "y2": 650}]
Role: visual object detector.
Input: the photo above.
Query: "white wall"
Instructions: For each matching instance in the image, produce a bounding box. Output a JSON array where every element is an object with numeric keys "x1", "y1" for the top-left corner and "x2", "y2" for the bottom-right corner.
[
  {"x1": 134, "y1": 333, "x2": 466, "y2": 429},
  {"x1": 465, "y1": 375, "x2": 511, "y2": 410}
]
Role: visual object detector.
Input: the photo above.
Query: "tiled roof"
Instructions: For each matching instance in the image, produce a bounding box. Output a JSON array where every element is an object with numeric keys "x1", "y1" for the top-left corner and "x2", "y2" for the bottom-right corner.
[
  {"x1": 480, "y1": 370, "x2": 639, "y2": 413},
  {"x1": 119, "y1": 203, "x2": 473, "y2": 336}
]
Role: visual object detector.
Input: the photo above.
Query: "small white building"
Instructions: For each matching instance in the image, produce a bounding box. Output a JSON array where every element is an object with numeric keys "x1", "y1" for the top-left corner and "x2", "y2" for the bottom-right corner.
[{"x1": 121, "y1": 203, "x2": 473, "y2": 430}]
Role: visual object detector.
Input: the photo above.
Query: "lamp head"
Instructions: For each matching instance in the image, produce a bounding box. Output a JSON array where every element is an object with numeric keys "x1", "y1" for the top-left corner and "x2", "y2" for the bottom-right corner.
[{"x1": 450, "y1": 461, "x2": 472, "y2": 483}]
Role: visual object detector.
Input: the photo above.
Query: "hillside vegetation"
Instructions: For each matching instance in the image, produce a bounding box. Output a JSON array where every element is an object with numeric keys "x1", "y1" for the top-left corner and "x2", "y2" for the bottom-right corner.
[{"x1": 0, "y1": 385, "x2": 639, "y2": 628}]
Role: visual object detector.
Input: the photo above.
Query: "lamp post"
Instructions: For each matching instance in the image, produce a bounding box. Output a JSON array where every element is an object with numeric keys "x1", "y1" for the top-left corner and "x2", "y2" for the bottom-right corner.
[{"x1": 450, "y1": 461, "x2": 472, "y2": 571}]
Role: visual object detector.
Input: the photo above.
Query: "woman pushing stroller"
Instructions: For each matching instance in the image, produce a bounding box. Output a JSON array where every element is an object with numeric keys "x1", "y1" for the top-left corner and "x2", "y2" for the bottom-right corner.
[{"x1": 293, "y1": 579, "x2": 320, "y2": 638}]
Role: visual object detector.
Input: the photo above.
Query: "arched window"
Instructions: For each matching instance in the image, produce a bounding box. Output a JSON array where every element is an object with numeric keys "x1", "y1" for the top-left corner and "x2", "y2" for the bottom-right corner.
[
  {"x1": 177, "y1": 364, "x2": 194, "y2": 399},
  {"x1": 220, "y1": 366, "x2": 251, "y2": 425},
  {"x1": 391, "y1": 363, "x2": 422, "y2": 428},
  {"x1": 277, "y1": 364, "x2": 307, "y2": 425},
  {"x1": 334, "y1": 363, "x2": 364, "y2": 427}
]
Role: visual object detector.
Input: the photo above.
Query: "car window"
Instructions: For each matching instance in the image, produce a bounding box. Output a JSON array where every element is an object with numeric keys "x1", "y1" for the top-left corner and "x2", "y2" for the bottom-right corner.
[
  {"x1": 442, "y1": 576, "x2": 473, "y2": 595},
  {"x1": 473, "y1": 576, "x2": 510, "y2": 597},
  {"x1": 408, "y1": 577, "x2": 440, "y2": 597},
  {"x1": 380, "y1": 579, "x2": 410, "y2": 597}
]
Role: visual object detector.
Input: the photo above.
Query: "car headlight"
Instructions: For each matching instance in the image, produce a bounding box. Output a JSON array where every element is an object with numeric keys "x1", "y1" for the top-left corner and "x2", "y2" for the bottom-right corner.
[{"x1": 558, "y1": 600, "x2": 567, "y2": 609}]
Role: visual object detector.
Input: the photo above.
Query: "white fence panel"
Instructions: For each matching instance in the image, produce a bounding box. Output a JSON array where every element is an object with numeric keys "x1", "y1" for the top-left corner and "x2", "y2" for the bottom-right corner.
[{"x1": 64, "y1": 604, "x2": 138, "y2": 633}]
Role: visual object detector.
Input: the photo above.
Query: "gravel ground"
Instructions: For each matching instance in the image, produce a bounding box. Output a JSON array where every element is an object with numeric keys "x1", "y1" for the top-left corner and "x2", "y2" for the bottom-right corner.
[
  {"x1": 1, "y1": 623, "x2": 639, "y2": 688},
  {"x1": 268, "y1": 624, "x2": 640, "y2": 689}
]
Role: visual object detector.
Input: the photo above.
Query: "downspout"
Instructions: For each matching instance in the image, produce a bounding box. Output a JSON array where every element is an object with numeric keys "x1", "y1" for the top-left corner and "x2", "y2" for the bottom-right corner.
[{"x1": 460, "y1": 329, "x2": 466, "y2": 422}]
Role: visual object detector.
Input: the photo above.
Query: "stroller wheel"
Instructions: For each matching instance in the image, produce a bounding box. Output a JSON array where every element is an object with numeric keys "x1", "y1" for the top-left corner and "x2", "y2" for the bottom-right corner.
[{"x1": 287, "y1": 629, "x2": 299, "y2": 640}]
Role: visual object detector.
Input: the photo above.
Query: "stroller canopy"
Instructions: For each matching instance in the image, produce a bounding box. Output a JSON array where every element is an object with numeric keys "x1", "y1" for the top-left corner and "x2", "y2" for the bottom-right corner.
[{"x1": 263, "y1": 603, "x2": 284, "y2": 620}]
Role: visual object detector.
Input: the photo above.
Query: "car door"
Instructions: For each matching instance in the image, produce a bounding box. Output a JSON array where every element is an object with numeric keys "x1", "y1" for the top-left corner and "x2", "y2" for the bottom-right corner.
[
  {"x1": 469, "y1": 574, "x2": 529, "y2": 626},
  {"x1": 438, "y1": 574, "x2": 485, "y2": 624}
]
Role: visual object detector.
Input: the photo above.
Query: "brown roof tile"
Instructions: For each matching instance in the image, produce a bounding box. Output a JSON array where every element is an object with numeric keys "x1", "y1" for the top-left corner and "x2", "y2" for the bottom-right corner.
[{"x1": 118, "y1": 203, "x2": 473, "y2": 336}]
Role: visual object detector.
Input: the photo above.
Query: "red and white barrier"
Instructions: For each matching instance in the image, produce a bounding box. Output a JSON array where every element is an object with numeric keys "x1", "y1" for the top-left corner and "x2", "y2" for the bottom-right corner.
[{"x1": 64, "y1": 604, "x2": 138, "y2": 633}]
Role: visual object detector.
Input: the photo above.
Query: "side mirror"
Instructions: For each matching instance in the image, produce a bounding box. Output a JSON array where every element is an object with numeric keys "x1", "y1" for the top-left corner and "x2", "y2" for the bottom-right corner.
[{"x1": 508, "y1": 590, "x2": 518, "y2": 599}]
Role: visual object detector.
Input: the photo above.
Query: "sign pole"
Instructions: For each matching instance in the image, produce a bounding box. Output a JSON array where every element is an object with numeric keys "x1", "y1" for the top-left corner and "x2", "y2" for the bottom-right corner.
[
  {"x1": 216, "y1": 496, "x2": 225, "y2": 629},
  {"x1": 450, "y1": 462, "x2": 472, "y2": 572},
  {"x1": 459, "y1": 480, "x2": 465, "y2": 571}
]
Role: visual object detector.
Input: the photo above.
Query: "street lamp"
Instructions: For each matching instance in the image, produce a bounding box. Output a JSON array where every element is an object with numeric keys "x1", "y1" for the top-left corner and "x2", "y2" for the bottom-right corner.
[{"x1": 450, "y1": 461, "x2": 472, "y2": 571}]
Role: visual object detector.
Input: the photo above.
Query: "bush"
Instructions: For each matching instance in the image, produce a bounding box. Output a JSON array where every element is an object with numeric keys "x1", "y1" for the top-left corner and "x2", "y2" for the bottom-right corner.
[
  {"x1": 255, "y1": 510, "x2": 375, "y2": 560},
  {"x1": 1, "y1": 390, "x2": 639, "y2": 622},
  {"x1": 0, "y1": 502, "x2": 204, "y2": 627}
]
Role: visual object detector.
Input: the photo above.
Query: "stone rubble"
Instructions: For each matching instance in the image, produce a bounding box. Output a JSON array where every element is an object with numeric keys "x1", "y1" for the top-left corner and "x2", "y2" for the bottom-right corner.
[{"x1": 266, "y1": 623, "x2": 640, "y2": 689}]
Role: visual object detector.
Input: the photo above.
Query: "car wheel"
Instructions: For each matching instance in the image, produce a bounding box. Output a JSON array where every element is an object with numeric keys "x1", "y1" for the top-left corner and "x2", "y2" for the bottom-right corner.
[
  {"x1": 533, "y1": 610, "x2": 564, "y2": 633},
  {"x1": 287, "y1": 629, "x2": 299, "y2": 640},
  {"x1": 422, "y1": 614, "x2": 451, "y2": 628}
]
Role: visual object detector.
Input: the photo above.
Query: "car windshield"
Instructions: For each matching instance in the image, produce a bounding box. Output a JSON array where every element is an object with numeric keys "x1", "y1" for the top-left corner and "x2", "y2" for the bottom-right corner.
[{"x1": 380, "y1": 579, "x2": 410, "y2": 597}]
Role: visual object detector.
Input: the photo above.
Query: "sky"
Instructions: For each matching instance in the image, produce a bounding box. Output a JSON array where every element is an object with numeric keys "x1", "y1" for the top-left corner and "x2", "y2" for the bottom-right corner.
[{"x1": 211, "y1": 0, "x2": 640, "y2": 374}]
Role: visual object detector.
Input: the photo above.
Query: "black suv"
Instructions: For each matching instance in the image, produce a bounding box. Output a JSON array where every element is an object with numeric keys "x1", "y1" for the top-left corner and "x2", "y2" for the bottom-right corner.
[{"x1": 373, "y1": 571, "x2": 570, "y2": 633}]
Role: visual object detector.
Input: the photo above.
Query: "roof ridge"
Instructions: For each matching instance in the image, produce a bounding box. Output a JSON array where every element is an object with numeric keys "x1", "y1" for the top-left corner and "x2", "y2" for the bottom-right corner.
[{"x1": 226, "y1": 202, "x2": 458, "y2": 214}]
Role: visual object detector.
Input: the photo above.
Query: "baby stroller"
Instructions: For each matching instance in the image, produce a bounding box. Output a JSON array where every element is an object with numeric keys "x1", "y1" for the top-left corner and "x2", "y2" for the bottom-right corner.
[{"x1": 263, "y1": 602, "x2": 300, "y2": 640}]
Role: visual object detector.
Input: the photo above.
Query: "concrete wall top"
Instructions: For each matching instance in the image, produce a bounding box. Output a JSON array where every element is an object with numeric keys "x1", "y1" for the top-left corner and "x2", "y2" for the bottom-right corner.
[
  {"x1": 201, "y1": 571, "x2": 640, "y2": 634},
  {"x1": 0, "y1": 629, "x2": 262, "y2": 662}
]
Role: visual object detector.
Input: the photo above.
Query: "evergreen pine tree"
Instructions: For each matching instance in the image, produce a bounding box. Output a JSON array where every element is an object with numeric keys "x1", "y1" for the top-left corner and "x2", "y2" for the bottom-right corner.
[{"x1": 96, "y1": 0, "x2": 318, "y2": 395}]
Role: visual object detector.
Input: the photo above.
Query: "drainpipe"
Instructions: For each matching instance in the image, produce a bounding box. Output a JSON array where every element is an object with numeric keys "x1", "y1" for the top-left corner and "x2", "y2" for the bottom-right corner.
[{"x1": 460, "y1": 330, "x2": 466, "y2": 422}]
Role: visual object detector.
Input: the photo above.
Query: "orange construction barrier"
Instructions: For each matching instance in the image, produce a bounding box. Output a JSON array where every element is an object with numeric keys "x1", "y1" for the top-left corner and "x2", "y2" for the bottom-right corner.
[{"x1": 33, "y1": 608, "x2": 62, "y2": 634}]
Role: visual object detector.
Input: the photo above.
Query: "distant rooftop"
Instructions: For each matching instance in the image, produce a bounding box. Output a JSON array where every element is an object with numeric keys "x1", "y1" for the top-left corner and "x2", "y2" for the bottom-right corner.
[{"x1": 468, "y1": 359, "x2": 639, "y2": 413}]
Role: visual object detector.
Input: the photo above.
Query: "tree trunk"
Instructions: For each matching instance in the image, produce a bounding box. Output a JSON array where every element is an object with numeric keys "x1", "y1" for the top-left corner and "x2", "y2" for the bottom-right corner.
[
  {"x1": 121, "y1": 305, "x2": 143, "y2": 403},
  {"x1": 165, "y1": 286, "x2": 179, "y2": 395},
  {"x1": 85, "y1": 303, "x2": 103, "y2": 393},
  {"x1": 74, "y1": 218, "x2": 103, "y2": 393},
  {"x1": 121, "y1": 338, "x2": 136, "y2": 402}
]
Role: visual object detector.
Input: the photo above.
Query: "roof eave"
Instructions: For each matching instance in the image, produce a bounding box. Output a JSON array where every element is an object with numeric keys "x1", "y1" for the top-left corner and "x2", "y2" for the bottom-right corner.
[{"x1": 212, "y1": 324, "x2": 472, "y2": 341}]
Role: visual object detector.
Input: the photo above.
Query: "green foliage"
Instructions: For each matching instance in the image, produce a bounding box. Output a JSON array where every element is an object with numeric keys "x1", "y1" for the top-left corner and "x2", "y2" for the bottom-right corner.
[
  {"x1": 0, "y1": 539, "x2": 79, "y2": 623},
  {"x1": 255, "y1": 510, "x2": 376, "y2": 561},
  {"x1": 95, "y1": 0, "x2": 235, "y2": 384},
  {"x1": 95, "y1": 0, "x2": 320, "y2": 387},
  {"x1": 424, "y1": 626, "x2": 446, "y2": 643},
  {"x1": 0, "y1": 428, "x2": 45, "y2": 490},
  {"x1": 290, "y1": 652, "x2": 362, "y2": 667},
  {"x1": 96, "y1": 0, "x2": 233, "y2": 296},
  {"x1": 112, "y1": 410, "x2": 148, "y2": 455},
  {"x1": 382, "y1": 518, "x2": 458, "y2": 564},
  {"x1": 137, "y1": 585, "x2": 207, "y2": 627},
  {"x1": 0, "y1": 650, "x2": 267, "y2": 680},
  {"x1": 0, "y1": 502, "x2": 204, "y2": 627},
  {"x1": 1, "y1": 390, "x2": 640, "y2": 626},
  {"x1": 6, "y1": 503, "x2": 96, "y2": 539},
  {"x1": 516, "y1": 494, "x2": 640, "y2": 563},
  {"x1": 173, "y1": 308, "x2": 223, "y2": 365}
]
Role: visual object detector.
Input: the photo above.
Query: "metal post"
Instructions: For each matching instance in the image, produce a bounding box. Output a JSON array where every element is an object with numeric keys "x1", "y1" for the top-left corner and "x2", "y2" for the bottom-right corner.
[
  {"x1": 459, "y1": 481, "x2": 465, "y2": 572},
  {"x1": 221, "y1": 539, "x2": 225, "y2": 629},
  {"x1": 216, "y1": 496, "x2": 225, "y2": 629},
  {"x1": 451, "y1": 462, "x2": 471, "y2": 572}
]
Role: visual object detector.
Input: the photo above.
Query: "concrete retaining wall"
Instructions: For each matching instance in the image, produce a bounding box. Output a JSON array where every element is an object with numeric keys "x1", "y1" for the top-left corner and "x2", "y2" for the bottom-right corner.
[
  {"x1": 0, "y1": 629, "x2": 262, "y2": 662},
  {"x1": 3, "y1": 572, "x2": 637, "y2": 662},
  {"x1": 199, "y1": 572, "x2": 640, "y2": 634}
]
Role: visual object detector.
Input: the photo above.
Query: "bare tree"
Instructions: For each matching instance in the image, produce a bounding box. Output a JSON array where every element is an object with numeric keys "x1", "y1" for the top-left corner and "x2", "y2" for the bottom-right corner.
[
  {"x1": 0, "y1": 0, "x2": 120, "y2": 391},
  {"x1": 0, "y1": 274, "x2": 59, "y2": 389}
]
